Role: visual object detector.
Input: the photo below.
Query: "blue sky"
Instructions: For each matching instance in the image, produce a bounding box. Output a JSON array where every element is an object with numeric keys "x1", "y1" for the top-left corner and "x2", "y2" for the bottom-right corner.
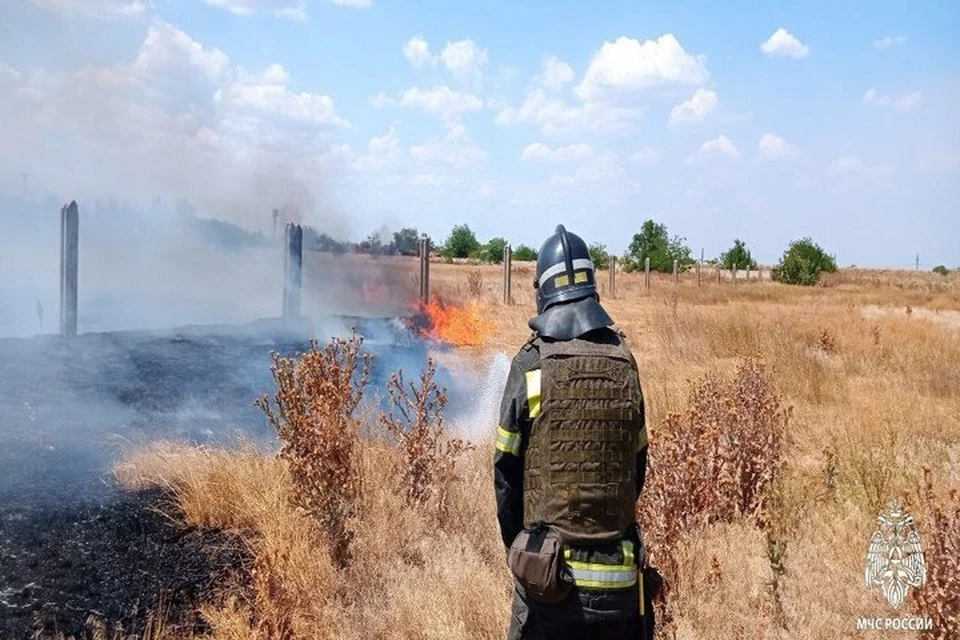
[{"x1": 1, "y1": 0, "x2": 958, "y2": 267}]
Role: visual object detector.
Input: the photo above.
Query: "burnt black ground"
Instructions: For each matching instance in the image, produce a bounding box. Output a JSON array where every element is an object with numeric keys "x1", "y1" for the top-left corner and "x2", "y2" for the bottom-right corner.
[{"x1": 0, "y1": 316, "x2": 437, "y2": 638}]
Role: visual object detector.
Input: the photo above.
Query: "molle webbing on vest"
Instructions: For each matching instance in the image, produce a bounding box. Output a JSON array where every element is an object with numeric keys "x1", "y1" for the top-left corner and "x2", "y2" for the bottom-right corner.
[{"x1": 523, "y1": 334, "x2": 642, "y2": 546}]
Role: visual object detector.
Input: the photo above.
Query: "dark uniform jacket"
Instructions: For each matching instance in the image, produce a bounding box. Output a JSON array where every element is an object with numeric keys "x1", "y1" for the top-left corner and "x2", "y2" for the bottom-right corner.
[{"x1": 494, "y1": 326, "x2": 649, "y2": 623}]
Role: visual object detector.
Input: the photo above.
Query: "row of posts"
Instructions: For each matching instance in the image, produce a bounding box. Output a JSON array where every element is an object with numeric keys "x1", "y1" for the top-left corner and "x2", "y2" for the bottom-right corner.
[{"x1": 54, "y1": 204, "x2": 765, "y2": 335}]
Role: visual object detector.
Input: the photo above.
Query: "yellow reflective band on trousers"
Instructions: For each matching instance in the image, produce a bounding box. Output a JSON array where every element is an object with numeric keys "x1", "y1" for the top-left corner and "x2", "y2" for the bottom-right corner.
[
  {"x1": 563, "y1": 541, "x2": 637, "y2": 590},
  {"x1": 525, "y1": 369, "x2": 542, "y2": 418},
  {"x1": 495, "y1": 426, "x2": 521, "y2": 456}
]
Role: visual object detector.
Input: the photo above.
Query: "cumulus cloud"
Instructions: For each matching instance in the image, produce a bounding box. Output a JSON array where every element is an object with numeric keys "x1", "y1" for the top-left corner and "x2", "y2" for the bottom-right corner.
[
  {"x1": 403, "y1": 36, "x2": 437, "y2": 68},
  {"x1": 520, "y1": 142, "x2": 595, "y2": 163},
  {"x1": 353, "y1": 124, "x2": 401, "y2": 170},
  {"x1": 495, "y1": 89, "x2": 640, "y2": 135},
  {"x1": 688, "y1": 135, "x2": 740, "y2": 164},
  {"x1": 0, "y1": 61, "x2": 22, "y2": 83},
  {"x1": 575, "y1": 34, "x2": 709, "y2": 102},
  {"x1": 398, "y1": 86, "x2": 483, "y2": 121},
  {"x1": 216, "y1": 64, "x2": 348, "y2": 126},
  {"x1": 668, "y1": 88, "x2": 718, "y2": 128},
  {"x1": 863, "y1": 88, "x2": 923, "y2": 111},
  {"x1": 203, "y1": 0, "x2": 307, "y2": 19},
  {"x1": 760, "y1": 28, "x2": 810, "y2": 59},
  {"x1": 440, "y1": 40, "x2": 488, "y2": 80},
  {"x1": 630, "y1": 147, "x2": 661, "y2": 165},
  {"x1": 29, "y1": 0, "x2": 146, "y2": 18},
  {"x1": 757, "y1": 133, "x2": 798, "y2": 160},
  {"x1": 874, "y1": 35, "x2": 907, "y2": 49},
  {"x1": 539, "y1": 55, "x2": 575, "y2": 90},
  {"x1": 827, "y1": 156, "x2": 863, "y2": 175},
  {"x1": 409, "y1": 125, "x2": 488, "y2": 167}
]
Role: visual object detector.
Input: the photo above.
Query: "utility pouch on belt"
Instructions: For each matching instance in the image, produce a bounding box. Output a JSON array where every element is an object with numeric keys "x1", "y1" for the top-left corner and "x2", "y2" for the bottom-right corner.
[{"x1": 507, "y1": 524, "x2": 573, "y2": 604}]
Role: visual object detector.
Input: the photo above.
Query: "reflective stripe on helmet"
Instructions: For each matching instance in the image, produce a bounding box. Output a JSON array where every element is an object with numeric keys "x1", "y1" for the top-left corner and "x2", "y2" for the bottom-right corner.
[
  {"x1": 538, "y1": 258, "x2": 594, "y2": 288},
  {"x1": 525, "y1": 369, "x2": 541, "y2": 418},
  {"x1": 563, "y1": 540, "x2": 637, "y2": 589},
  {"x1": 495, "y1": 426, "x2": 521, "y2": 456}
]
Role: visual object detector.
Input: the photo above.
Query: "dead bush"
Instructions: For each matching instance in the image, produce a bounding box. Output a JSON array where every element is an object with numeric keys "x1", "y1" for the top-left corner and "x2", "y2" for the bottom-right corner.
[
  {"x1": 379, "y1": 357, "x2": 474, "y2": 522},
  {"x1": 908, "y1": 468, "x2": 960, "y2": 640},
  {"x1": 256, "y1": 331, "x2": 372, "y2": 567},
  {"x1": 466, "y1": 270, "x2": 484, "y2": 298},
  {"x1": 638, "y1": 360, "x2": 790, "y2": 629}
]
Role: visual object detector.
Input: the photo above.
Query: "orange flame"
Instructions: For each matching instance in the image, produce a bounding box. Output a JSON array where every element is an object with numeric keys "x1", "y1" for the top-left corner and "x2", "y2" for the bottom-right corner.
[{"x1": 412, "y1": 299, "x2": 494, "y2": 347}]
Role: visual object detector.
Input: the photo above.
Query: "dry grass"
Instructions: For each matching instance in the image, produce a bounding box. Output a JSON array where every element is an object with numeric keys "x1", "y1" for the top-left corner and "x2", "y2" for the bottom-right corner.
[{"x1": 105, "y1": 263, "x2": 959, "y2": 640}]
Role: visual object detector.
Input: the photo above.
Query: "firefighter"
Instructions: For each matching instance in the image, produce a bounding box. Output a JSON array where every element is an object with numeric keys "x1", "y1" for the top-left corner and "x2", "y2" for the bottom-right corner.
[{"x1": 494, "y1": 225, "x2": 656, "y2": 640}]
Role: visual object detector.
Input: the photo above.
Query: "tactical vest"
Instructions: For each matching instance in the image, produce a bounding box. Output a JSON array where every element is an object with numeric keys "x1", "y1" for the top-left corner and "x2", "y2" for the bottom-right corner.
[{"x1": 523, "y1": 333, "x2": 642, "y2": 546}]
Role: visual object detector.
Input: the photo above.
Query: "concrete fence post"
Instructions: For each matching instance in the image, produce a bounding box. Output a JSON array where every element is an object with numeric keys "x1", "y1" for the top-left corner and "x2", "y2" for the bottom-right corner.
[
  {"x1": 608, "y1": 256, "x2": 617, "y2": 298},
  {"x1": 696, "y1": 260, "x2": 701, "y2": 287},
  {"x1": 419, "y1": 236, "x2": 431, "y2": 304},
  {"x1": 673, "y1": 259, "x2": 679, "y2": 285},
  {"x1": 717, "y1": 263, "x2": 722, "y2": 284},
  {"x1": 503, "y1": 243, "x2": 512, "y2": 305},
  {"x1": 282, "y1": 223, "x2": 303, "y2": 319},
  {"x1": 59, "y1": 201, "x2": 79, "y2": 336},
  {"x1": 732, "y1": 262, "x2": 737, "y2": 285},
  {"x1": 644, "y1": 257, "x2": 651, "y2": 292}
]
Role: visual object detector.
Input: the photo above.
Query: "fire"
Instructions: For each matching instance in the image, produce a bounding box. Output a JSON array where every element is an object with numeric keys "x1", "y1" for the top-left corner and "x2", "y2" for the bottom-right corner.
[{"x1": 411, "y1": 299, "x2": 494, "y2": 347}]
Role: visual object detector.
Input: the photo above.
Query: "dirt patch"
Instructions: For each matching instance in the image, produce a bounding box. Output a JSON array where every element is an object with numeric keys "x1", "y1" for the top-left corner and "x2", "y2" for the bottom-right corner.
[{"x1": 861, "y1": 304, "x2": 960, "y2": 332}]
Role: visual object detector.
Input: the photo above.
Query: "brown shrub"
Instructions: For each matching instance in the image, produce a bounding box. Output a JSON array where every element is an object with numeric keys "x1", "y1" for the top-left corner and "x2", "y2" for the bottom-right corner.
[
  {"x1": 255, "y1": 331, "x2": 372, "y2": 567},
  {"x1": 908, "y1": 468, "x2": 960, "y2": 640},
  {"x1": 638, "y1": 360, "x2": 790, "y2": 629},
  {"x1": 379, "y1": 357, "x2": 475, "y2": 521}
]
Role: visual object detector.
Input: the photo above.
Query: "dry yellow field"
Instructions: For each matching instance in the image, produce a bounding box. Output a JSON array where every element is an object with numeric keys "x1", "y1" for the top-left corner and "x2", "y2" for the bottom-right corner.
[{"x1": 111, "y1": 261, "x2": 960, "y2": 640}]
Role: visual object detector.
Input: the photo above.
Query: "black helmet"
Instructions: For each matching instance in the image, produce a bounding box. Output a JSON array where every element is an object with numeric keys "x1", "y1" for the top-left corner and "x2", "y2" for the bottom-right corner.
[{"x1": 534, "y1": 224, "x2": 597, "y2": 314}]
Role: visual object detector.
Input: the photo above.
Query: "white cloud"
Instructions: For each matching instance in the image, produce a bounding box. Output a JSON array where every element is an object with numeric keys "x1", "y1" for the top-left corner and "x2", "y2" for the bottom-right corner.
[
  {"x1": 827, "y1": 156, "x2": 863, "y2": 175},
  {"x1": 548, "y1": 152, "x2": 622, "y2": 187},
  {"x1": 539, "y1": 55, "x2": 575, "y2": 90},
  {"x1": 760, "y1": 28, "x2": 810, "y2": 59},
  {"x1": 440, "y1": 40, "x2": 488, "y2": 80},
  {"x1": 668, "y1": 88, "x2": 718, "y2": 128},
  {"x1": 203, "y1": 0, "x2": 307, "y2": 19},
  {"x1": 688, "y1": 135, "x2": 740, "y2": 164},
  {"x1": 409, "y1": 125, "x2": 488, "y2": 167},
  {"x1": 134, "y1": 22, "x2": 231, "y2": 82},
  {"x1": 874, "y1": 35, "x2": 907, "y2": 49},
  {"x1": 216, "y1": 64, "x2": 348, "y2": 127},
  {"x1": 630, "y1": 147, "x2": 661, "y2": 165},
  {"x1": 863, "y1": 88, "x2": 923, "y2": 111},
  {"x1": 331, "y1": 0, "x2": 371, "y2": 7},
  {"x1": 576, "y1": 34, "x2": 709, "y2": 102},
  {"x1": 29, "y1": 0, "x2": 146, "y2": 18},
  {"x1": 403, "y1": 36, "x2": 437, "y2": 68},
  {"x1": 495, "y1": 88, "x2": 639, "y2": 135},
  {"x1": 0, "y1": 61, "x2": 21, "y2": 83},
  {"x1": 368, "y1": 91, "x2": 395, "y2": 108},
  {"x1": 354, "y1": 124, "x2": 401, "y2": 170},
  {"x1": 398, "y1": 86, "x2": 483, "y2": 121},
  {"x1": 757, "y1": 133, "x2": 798, "y2": 160},
  {"x1": 520, "y1": 142, "x2": 595, "y2": 163}
]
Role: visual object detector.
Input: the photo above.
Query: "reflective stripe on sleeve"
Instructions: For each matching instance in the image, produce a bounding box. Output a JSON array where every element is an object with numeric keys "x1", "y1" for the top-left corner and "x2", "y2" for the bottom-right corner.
[
  {"x1": 525, "y1": 369, "x2": 541, "y2": 418},
  {"x1": 563, "y1": 540, "x2": 637, "y2": 590},
  {"x1": 637, "y1": 425, "x2": 648, "y2": 450},
  {"x1": 495, "y1": 426, "x2": 521, "y2": 456}
]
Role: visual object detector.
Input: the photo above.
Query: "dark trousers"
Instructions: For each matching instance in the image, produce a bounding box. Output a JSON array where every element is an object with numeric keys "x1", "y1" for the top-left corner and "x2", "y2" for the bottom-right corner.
[{"x1": 507, "y1": 591, "x2": 644, "y2": 640}]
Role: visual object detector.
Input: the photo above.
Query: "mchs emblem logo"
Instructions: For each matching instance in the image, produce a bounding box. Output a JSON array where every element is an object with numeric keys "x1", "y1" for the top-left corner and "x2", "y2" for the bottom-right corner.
[{"x1": 865, "y1": 499, "x2": 927, "y2": 608}]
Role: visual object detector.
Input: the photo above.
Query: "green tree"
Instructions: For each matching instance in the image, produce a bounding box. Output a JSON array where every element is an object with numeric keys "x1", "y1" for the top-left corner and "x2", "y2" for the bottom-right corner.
[
  {"x1": 393, "y1": 228, "x2": 420, "y2": 256},
  {"x1": 622, "y1": 220, "x2": 693, "y2": 273},
  {"x1": 441, "y1": 224, "x2": 481, "y2": 259},
  {"x1": 481, "y1": 237, "x2": 508, "y2": 264},
  {"x1": 513, "y1": 245, "x2": 538, "y2": 261},
  {"x1": 719, "y1": 239, "x2": 758, "y2": 270},
  {"x1": 932, "y1": 265, "x2": 950, "y2": 276},
  {"x1": 772, "y1": 237, "x2": 838, "y2": 286},
  {"x1": 589, "y1": 243, "x2": 610, "y2": 270}
]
